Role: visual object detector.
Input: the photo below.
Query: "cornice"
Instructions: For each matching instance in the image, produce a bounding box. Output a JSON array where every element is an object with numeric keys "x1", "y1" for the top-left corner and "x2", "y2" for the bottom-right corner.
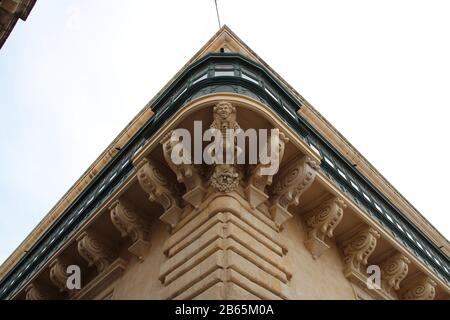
[
  {"x1": 3, "y1": 91, "x2": 450, "y2": 299},
  {"x1": 1, "y1": 29, "x2": 448, "y2": 297},
  {"x1": 298, "y1": 106, "x2": 450, "y2": 256}
]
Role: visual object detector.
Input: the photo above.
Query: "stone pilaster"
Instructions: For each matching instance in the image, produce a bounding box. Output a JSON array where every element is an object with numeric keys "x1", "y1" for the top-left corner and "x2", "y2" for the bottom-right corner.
[
  {"x1": 158, "y1": 195, "x2": 292, "y2": 300},
  {"x1": 154, "y1": 101, "x2": 295, "y2": 299}
]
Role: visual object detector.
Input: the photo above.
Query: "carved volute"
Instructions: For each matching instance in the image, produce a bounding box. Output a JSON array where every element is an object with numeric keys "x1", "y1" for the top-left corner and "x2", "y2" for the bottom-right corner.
[
  {"x1": 304, "y1": 197, "x2": 347, "y2": 258},
  {"x1": 380, "y1": 253, "x2": 410, "y2": 293},
  {"x1": 403, "y1": 276, "x2": 437, "y2": 300},
  {"x1": 76, "y1": 232, "x2": 114, "y2": 273}
]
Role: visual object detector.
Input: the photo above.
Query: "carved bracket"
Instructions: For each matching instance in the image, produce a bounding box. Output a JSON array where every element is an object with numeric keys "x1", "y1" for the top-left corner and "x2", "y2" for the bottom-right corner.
[
  {"x1": 161, "y1": 131, "x2": 206, "y2": 208},
  {"x1": 110, "y1": 199, "x2": 150, "y2": 260},
  {"x1": 135, "y1": 157, "x2": 182, "y2": 228},
  {"x1": 76, "y1": 232, "x2": 114, "y2": 273},
  {"x1": 380, "y1": 253, "x2": 410, "y2": 294},
  {"x1": 49, "y1": 259, "x2": 69, "y2": 294},
  {"x1": 269, "y1": 156, "x2": 319, "y2": 227},
  {"x1": 246, "y1": 132, "x2": 289, "y2": 209},
  {"x1": 25, "y1": 283, "x2": 47, "y2": 300},
  {"x1": 304, "y1": 197, "x2": 347, "y2": 259},
  {"x1": 211, "y1": 164, "x2": 241, "y2": 193},
  {"x1": 342, "y1": 227, "x2": 380, "y2": 276},
  {"x1": 402, "y1": 276, "x2": 437, "y2": 300}
]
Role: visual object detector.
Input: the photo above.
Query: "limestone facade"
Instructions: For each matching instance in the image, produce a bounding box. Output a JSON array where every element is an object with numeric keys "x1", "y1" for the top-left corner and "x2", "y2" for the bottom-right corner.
[
  {"x1": 0, "y1": 27, "x2": 448, "y2": 300},
  {"x1": 2, "y1": 96, "x2": 448, "y2": 300}
]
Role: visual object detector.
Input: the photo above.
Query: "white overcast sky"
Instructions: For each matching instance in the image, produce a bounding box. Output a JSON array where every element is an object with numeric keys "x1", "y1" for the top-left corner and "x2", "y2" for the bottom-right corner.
[{"x1": 1, "y1": 0, "x2": 449, "y2": 264}]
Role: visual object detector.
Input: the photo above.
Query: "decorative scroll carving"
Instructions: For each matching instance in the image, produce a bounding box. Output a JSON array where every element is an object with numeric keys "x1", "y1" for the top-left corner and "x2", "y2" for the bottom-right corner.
[
  {"x1": 49, "y1": 259, "x2": 69, "y2": 293},
  {"x1": 304, "y1": 197, "x2": 347, "y2": 259},
  {"x1": 269, "y1": 156, "x2": 319, "y2": 227},
  {"x1": 342, "y1": 227, "x2": 380, "y2": 275},
  {"x1": 25, "y1": 283, "x2": 46, "y2": 300},
  {"x1": 403, "y1": 276, "x2": 437, "y2": 300},
  {"x1": 161, "y1": 131, "x2": 206, "y2": 208},
  {"x1": 76, "y1": 232, "x2": 113, "y2": 273},
  {"x1": 135, "y1": 157, "x2": 182, "y2": 227},
  {"x1": 246, "y1": 132, "x2": 289, "y2": 208},
  {"x1": 380, "y1": 253, "x2": 410, "y2": 293},
  {"x1": 110, "y1": 199, "x2": 150, "y2": 260}
]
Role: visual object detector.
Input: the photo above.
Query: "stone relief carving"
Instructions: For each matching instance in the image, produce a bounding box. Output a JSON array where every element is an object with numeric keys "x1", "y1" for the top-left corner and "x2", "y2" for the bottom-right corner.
[
  {"x1": 110, "y1": 199, "x2": 150, "y2": 260},
  {"x1": 246, "y1": 132, "x2": 289, "y2": 209},
  {"x1": 135, "y1": 157, "x2": 182, "y2": 227},
  {"x1": 210, "y1": 100, "x2": 240, "y2": 134},
  {"x1": 342, "y1": 227, "x2": 380, "y2": 275},
  {"x1": 402, "y1": 276, "x2": 437, "y2": 300},
  {"x1": 208, "y1": 101, "x2": 243, "y2": 194},
  {"x1": 161, "y1": 131, "x2": 206, "y2": 208},
  {"x1": 25, "y1": 283, "x2": 46, "y2": 300},
  {"x1": 76, "y1": 232, "x2": 113, "y2": 273},
  {"x1": 49, "y1": 259, "x2": 69, "y2": 293},
  {"x1": 380, "y1": 253, "x2": 410, "y2": 293},
  {"x1": 304, "y1": 197, "x2": 347, "y2": 259},
  {"x1": 269, "y1": 156, "x2": 319, "y2": 227},
  {"x1": 210, "y1": 164, "x2": 240, "y2": 193}
]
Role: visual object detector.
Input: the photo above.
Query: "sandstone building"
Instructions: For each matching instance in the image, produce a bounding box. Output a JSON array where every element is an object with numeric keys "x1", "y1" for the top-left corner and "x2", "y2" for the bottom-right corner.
[{"x1": 0, "y1": 26, "x2": 449, "y2": 300}]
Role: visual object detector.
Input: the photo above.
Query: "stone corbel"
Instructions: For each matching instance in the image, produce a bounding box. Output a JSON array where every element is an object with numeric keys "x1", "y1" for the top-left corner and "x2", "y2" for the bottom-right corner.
[
  {"x1": 49, "y1": 259, "x2": 70, "y2": 294},
  {"x1": 246, "y1": 132, "x2": 289, "y2": 209},
  {"x1": 269, "y1": 156, "x2": 319, "y2": 227},
  {"x1": 110, "y1": 199, "x2": 150, "y2": 261},
  {"x1": 304, "y1": 197, "x2": 347, "y2": 259},
  {"x1": 25, "y1": 283, "x2": 47, "y2": 300},
  {"x1": 161, "y1": 131, "x2": 206, "y2": 209},
  {"x1": 76, "y1": 232, "x2": 114, "y2": 273},
  {"x1": 342, "y1": 227, "x2": 380, "y2": 281},
  {"x1": 210, "y1": 164, "x2": 241, "y2": 193},
  {"x1": 380, "y1": 253, "x2": 410, "y2": 294},
  {"x1": 402, "y1": 275, "x2": 437, "y2": 300},
  {"x1": 135, "y1": 157, "x2": 182, "y2": 228}
]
